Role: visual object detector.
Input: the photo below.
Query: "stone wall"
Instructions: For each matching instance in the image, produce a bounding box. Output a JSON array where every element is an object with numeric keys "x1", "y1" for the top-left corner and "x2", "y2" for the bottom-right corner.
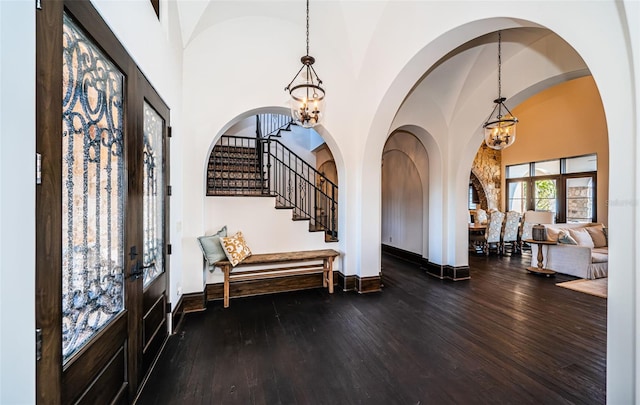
[
  {"x1": 567, "y1": 186, "x2": 592, "y2": 221},
  {"x1": 471, "y1": 143, "x2": 501, "y2": 210}
]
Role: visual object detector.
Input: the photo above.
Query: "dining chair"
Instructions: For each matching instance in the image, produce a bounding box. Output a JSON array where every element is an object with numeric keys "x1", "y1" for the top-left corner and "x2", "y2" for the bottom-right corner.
[
  {"x1": 502, "y1": 210, "x2": 522, "y2": 255},
  {"x1": 484, "y1": 210, "x2": 505, "y2": 255},
  {"x1": 475, "y1": 208, "x2": 488, "y2": 225},
  {"x1": 520, "y1": 210, "x2": 555, "y2": 251}
]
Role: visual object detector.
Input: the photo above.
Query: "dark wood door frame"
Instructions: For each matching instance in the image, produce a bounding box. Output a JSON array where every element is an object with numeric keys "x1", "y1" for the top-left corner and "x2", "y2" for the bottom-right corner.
[{"x1": 36, "y1": 1, "x2": 170, "y2": 402}]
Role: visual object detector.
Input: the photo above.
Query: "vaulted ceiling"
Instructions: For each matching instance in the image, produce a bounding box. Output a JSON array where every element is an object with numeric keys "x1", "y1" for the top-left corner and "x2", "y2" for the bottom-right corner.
[{"x1": 174, "y1": 1, "x2": 589, "y2": 133}]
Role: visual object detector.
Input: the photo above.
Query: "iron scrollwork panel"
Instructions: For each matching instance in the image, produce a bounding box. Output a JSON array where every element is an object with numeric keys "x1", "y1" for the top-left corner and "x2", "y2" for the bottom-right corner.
[
  {"x1": 142, "y1": 102, "x2": 165, "y2": 287},
  {"x1": 61, "y1": 14, "x2": 125, "y2": 362}
]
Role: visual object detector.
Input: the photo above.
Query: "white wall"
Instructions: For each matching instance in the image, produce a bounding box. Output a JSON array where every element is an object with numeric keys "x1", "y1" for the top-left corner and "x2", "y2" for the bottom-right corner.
[
  {"x1": 0, "y1": 1, "x2": 35, "y2": 402},
  {"x1": 203, "y1": 196, "x2": 340, "y2": 285}
]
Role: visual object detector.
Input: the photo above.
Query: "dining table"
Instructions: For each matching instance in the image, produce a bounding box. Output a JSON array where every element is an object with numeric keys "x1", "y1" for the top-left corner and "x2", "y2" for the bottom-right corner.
[{"x1": 468, "y1": 223, "x2": 487, "y2": 253}]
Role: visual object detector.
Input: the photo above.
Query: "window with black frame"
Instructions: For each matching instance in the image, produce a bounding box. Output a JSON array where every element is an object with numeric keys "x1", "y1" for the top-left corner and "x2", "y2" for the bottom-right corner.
[{"x1": 505, "y1": 154, "x2": 597, "y2": 223}]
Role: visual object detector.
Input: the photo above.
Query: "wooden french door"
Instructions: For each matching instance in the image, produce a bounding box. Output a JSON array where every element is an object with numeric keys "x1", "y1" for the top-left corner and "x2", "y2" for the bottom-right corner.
[{"x1": 36, "y1": 1, "x2": 169, "y2": 403}]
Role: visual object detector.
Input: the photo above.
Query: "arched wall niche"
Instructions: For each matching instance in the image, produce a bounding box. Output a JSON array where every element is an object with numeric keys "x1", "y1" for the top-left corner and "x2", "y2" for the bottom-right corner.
[
  {"x1": 381, "y1": 131, "x2": 429, "y2": 256},
  {"x1": 384, "y1": 126, "x2": 440, "y2": 262}
]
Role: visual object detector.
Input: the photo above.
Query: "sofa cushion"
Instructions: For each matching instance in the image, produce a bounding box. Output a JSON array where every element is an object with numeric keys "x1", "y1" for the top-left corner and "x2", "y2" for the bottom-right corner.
[
  {"x1": 591, "y1": 252, "x2": 608, "y2": 263},
  {"x1": 592, "y1": 247, "x2": 608, "y2": 255},
  {"x1": 569, "y1": 228, "x2": 595, "y2": 248},
  {"x1": 585, "y1": 224, "x2": 607, "y2": 248}
]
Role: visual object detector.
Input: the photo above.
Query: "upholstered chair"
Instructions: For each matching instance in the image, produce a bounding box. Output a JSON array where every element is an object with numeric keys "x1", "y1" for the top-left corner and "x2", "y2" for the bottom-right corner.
[
  {"x1": 520, "y1": 210, "x2": 555, "y2": 251},
  {"x1": 475, "y1": 208, "x2": 488, "y2": 225},
  {"x1": 502, "y1": 211, "x2": 522, "y2": 255},
  {"x1": 484, "y1": 210, "x2": 505, "y2": 255}
]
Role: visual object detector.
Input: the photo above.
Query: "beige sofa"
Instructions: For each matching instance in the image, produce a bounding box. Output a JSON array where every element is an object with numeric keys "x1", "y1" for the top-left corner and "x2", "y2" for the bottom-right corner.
[{"x1": 530, "y1": 223, "x2": 608, "y2": 279}]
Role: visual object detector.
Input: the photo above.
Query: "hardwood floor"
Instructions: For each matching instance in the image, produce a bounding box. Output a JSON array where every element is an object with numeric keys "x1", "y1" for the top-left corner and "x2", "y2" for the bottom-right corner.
[{"x1": 136, "y1": 252, "x2": 606, "y2": 404}]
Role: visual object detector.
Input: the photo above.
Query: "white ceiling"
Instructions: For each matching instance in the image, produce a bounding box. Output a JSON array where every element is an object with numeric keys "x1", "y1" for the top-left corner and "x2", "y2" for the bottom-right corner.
[{"x1": 174, "y1": 1, "x2": 588, "y2": 128}]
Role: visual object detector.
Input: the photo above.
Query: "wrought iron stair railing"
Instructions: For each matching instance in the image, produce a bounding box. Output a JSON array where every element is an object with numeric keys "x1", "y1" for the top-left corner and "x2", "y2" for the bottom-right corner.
[
  {"x1": 207, "y1": 134, "x2": 338, "y2": 241},
  {"x1": 257, "y1": 113, "x2": 293, "y2": 138}
]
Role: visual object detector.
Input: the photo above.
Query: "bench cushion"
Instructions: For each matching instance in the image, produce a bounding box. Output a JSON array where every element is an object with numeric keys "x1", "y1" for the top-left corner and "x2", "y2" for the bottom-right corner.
[{"x1": 220, "y1": 231, "x2": 252, "y2": 266}]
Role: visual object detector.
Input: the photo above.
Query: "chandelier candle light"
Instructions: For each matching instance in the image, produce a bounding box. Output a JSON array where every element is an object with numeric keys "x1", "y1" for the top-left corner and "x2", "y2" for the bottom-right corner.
[
  {"x1": 483, "y1": 31, "x2": 518, "y2": 150},
  {"x1": 285, "y1": 0, "x2": 325, "y2": 128}
]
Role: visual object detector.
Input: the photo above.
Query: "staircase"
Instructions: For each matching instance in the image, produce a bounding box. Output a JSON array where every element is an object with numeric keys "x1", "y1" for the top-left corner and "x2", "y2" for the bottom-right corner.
[
  {"x1": 207, "y1": 143, "x2": 267, "y2": 195},
  {"x1": 207, "y1": 115, "x2": 338, "y2": 242}
]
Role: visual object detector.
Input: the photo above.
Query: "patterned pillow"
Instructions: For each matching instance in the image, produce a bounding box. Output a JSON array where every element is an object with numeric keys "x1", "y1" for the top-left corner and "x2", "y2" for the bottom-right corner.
[
  {"x1": 197, "y1": 226, "x2": 227, "y2": 265},
  {"x1": 558, "y1": 230, "x2": 577, "y2": 245},
  {"x1": 220, "y1": 231, "x2": 252, "y2": 267}
]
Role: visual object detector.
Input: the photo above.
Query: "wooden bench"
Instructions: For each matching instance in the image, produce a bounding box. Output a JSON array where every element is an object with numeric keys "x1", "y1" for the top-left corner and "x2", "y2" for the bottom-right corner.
[{"x1": 215, "y1": 249, "x2": 340, "y2": 308}]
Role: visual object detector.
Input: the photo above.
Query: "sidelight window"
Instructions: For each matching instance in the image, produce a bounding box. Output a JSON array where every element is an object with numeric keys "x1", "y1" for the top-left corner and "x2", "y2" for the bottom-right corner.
[
  {"x1": 61, "y1": 14, "x2": 125, "y2": 362},
  {"x1": 142, "y1": 102, "x2": 165, "y2": 287}
]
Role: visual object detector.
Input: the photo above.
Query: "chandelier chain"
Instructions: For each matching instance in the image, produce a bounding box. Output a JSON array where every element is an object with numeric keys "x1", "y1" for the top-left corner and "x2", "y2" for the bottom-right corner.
[
  {"x1": 498, "y1": 31, "x2": 502, "y2": 99},
  {"x1": 306, "y1": 0, "x2": 310, "y2": 56}
]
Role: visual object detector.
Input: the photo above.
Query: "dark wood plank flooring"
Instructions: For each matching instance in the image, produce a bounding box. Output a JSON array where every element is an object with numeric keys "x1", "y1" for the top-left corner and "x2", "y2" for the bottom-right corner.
[{"x1": 136, "y1": 252, "x2": 606, "y2": 404}]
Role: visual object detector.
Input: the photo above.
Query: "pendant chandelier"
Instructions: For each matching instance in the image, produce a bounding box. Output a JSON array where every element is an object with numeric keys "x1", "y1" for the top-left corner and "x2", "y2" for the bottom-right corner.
[
  {"x1": 483, "y1": 31, "x2": 518, "y2": 150},
  {"x1": 285, "y1": 0, "x2": 325, "y2": 128}
]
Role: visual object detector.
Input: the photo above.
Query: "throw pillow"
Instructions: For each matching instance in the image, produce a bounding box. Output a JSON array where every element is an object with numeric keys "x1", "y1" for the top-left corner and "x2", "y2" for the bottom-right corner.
[
  {"x1": 220, "y1": 231, "x2": 252, "y2": 267},
  {"x1": 197, "y1": 225, "x2": 227, "y2": 266},
  {"x1": 569, "y1": 227, "x2": 595, "y2": 248},
  {"x1": 544, "y1": 226, "x2": 564, "y2": 242},
  {"x1": 557, "y1": 230, "x2": 577, "y2": 245},
  {"x1": 585, "y1": 224, "x2": 607, "y2": 248}
]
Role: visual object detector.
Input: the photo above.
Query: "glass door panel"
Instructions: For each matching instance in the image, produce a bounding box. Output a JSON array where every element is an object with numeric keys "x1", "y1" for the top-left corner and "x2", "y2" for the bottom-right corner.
[
  {"x1": 534, "y1": 179, "x2": 558, "y2": 220},
  {"x1": 143, "y1": 102, "x2": 165, "y2": 287},
  {"x1": 61, "y1": 13, "x2": 125, "y2": 362},
  {"x1": 566, "y1": 177, "x2": 594, "y2": 223},
  {"x1": 507, "y1": 181, "x2": 528, "y2": 213}
]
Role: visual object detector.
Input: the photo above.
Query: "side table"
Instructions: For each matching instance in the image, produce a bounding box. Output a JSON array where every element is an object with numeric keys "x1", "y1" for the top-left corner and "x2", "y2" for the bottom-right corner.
[{"x1": 523, "y1": 239, "x2": 557, "y2": 276}]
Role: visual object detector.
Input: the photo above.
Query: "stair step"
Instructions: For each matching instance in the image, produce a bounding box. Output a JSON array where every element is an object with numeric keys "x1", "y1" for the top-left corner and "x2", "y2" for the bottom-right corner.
[
  {"x1": 211, "y1": 150, "x2": 258, "y2": 156},
  {"x1": 209, "y1": 158, "x2": 259, "y2": 166},
  {"x1": 275, "y1": 205, "x2": 294, "y2": 210},
  {"x1": 213, "y1": 145, "x2": 257, "y2": 153},
  {"x1": 209, "y1": 172, "x2": 262, "y2": 180},
  {"x1": 209, "y1": 163, "x2": 261, "y2": 170},
  {"x1": 309, "y1": 224, "x2": 326, "y2": 232},
  {"x1": 324, "y1": 233, "x2": 339, "y2": 242},
  {"x1": 208, "y1": 181, "x2": 267, "y2": 190},
  {"x1": 207, "y1": 189, "x2": 270, "y2": 197},
  {"x1": 292, "y1": 215, "x2": 310, "y2": 221}
]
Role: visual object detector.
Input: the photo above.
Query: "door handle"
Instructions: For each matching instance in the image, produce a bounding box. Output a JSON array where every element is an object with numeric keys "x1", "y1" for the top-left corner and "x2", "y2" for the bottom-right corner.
[{"x1": 130, "y1": 261, "x2": 156, "y2": 280}]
